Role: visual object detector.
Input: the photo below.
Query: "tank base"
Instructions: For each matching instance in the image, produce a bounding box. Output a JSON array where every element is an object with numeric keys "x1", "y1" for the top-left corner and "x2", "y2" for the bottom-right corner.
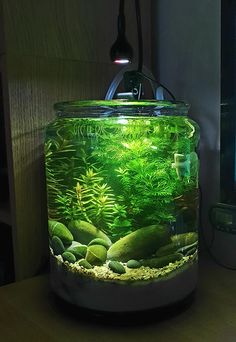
[
  {"x1": 51, "y1": 290, "x2": 195, "y2": 325},
  {"x1": 50, "y1": 255, "x2": 197, "y2": 314}
]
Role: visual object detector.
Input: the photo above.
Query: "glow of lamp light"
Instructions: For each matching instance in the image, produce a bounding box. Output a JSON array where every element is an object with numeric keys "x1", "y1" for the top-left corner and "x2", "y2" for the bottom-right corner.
[{"x1": 114, "y1": 58, "x2": 130, "y2": 64}]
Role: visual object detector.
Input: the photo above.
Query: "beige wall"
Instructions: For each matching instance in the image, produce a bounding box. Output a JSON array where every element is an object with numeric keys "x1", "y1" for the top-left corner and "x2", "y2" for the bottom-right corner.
[{"x1": 0, "y1": 0, "x2": 152, "y2": 279}]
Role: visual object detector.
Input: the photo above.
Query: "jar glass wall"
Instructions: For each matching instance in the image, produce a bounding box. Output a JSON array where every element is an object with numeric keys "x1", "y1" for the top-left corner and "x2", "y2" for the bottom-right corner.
[{"x1": 45, "y1": 100, "x2": 199, "y2": 312}]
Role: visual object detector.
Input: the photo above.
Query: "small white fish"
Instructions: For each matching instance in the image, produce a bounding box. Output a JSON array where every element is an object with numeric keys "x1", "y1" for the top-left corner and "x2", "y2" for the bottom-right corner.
[{"x1": 172, "y1": 153, "x2": 190, "y2": 179}]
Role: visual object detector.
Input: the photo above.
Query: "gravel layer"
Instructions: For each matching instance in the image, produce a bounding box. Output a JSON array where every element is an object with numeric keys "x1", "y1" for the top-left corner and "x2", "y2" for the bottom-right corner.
[{"x1": 52, "y1": 249, "x2": 197, "y2": 283}]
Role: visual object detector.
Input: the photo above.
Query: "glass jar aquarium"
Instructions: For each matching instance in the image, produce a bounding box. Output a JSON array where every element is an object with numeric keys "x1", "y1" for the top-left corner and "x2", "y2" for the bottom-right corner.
[{"x1": 45, "y1": 100, "x2": 199, "y2": 313}]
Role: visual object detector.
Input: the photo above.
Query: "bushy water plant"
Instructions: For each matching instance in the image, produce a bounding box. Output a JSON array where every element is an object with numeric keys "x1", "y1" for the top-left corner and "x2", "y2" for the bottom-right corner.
[
  {"x1": 91, "y1": 116, "x2": 198, "y2": 228},
  {"x1": 45, "y1": 116, "x2": 199, "y2": 238}
]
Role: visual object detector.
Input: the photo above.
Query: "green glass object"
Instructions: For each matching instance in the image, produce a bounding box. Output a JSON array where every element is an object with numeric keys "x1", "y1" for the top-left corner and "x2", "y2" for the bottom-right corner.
[{"x1": 45, "y1": 100, "x2": 200, "y2": 313}]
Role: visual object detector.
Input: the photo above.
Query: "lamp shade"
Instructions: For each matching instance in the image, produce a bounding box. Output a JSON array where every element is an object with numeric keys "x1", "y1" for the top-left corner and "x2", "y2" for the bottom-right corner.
[{"x1": 110, "y1": 34, "x2": 133, "y2": 64}]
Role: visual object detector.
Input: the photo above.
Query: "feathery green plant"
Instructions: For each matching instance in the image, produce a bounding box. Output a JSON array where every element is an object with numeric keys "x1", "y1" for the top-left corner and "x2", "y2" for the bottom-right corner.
[
  {"x1": 90, "y1": 116, "x2": 198, "y2": 227},
  {"x1": 74, "y1": 168, "x2": 132, "y2": 237},
  {"x1": 45, "y1": 115, "x2": 199, "y2": 237}
]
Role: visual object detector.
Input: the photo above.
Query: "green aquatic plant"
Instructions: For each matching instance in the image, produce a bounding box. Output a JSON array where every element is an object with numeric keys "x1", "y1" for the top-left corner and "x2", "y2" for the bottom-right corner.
[
  {"x1": 46, "y1": 119, "x2": 122, "y2": 227},
  {"x1": 45, "y1": 137, "x2": 80, "y2": 220},
  {"x1": 45, "y1": 124, "x2": 101, "y2": 222},
  {"x1": 54, "y1": 190, "x2": 80, "y2": 222},
  {"x1": 75, "y1": 168, "x2": 116, "y2": 226},
  {"x1": 74, "y1": 168, "x2": 132, "y2": 237},
  {"x1": 45, "y1": 116, "x2": 199, "y2": 239},
  {"x1": 90, "y1": 116, "x2": 199, "y2": 228},
  {"x1": 46, "y1": 156, "x2": 132, "y2": 239}
]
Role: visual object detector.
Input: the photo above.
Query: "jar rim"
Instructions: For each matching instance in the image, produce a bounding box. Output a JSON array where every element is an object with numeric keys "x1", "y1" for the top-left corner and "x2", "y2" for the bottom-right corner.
[
  {"x1": 54, "y1": 99, "x2": 189, "y2": 110},
  {"x1": 54, "y1": 99, "x2": 190, "y2": 117}
]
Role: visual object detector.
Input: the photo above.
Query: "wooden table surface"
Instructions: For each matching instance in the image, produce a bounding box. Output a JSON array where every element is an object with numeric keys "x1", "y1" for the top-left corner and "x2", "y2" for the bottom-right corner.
[{"x1": 1, "y1": 254, "x2": 236, "y2": 342}]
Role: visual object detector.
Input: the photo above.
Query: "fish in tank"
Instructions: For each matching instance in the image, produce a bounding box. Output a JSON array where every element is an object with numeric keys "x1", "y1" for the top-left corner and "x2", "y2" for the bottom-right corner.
[{"x1": 45, "y1": 100, "x2": 199, "y2": 312}]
